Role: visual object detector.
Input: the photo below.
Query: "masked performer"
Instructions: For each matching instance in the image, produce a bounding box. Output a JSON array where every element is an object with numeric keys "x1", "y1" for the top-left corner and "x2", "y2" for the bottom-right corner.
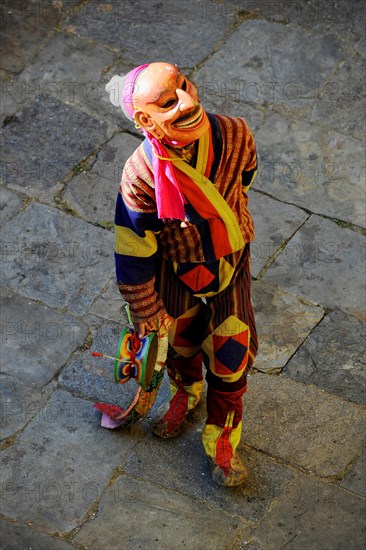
[{"x1": 106, "y1": 62, "x2": 258, "y2": 486}]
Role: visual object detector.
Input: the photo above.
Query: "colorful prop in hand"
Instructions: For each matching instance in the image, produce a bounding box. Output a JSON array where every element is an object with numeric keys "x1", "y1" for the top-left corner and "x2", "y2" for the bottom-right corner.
[
  {"x1": 91, "y1": 327, "x2": 158, "y2": 391},
  {"x1": 114, "y1": 327, "x2": 158, "y2": 390}
]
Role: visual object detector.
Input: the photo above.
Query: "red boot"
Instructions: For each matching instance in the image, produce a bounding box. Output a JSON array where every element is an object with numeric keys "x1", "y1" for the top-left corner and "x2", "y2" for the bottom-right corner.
[
  {"x1": 151, "y1": 377, "x2": 204, "y2": 438},
  {"x1": 203, "y1": 384, "x2": 248, "y2": 486},
  {"x1": 202, "y1": 414, "x2": 248, "y2": 486}
]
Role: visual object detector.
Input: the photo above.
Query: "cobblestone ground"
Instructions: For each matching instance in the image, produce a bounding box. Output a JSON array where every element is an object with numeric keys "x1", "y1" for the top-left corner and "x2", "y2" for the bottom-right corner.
[{"x1": 1, "y1": 1, "x2": 365, "y2": 549}]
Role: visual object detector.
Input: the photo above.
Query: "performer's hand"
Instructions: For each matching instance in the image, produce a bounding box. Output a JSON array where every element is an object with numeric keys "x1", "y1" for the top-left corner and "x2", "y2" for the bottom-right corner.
[
  {"x1": 158, "y1": 313, "x2": 175, "y2": 337},
  {"x1": 137, "y1": 313, "x2": 174, "y2": 339},
  {"x1": 137, "y1": 320, "x2": 158, "y2": 338}
]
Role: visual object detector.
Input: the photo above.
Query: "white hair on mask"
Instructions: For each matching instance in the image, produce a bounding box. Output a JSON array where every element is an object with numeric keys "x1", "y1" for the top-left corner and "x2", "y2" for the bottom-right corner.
[{"x1": 105, "y1": 74, "x2": 133, "y2": 120}]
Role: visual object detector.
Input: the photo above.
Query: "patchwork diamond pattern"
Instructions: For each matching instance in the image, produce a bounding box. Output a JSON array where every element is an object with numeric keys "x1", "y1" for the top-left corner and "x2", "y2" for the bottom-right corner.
[
  {"x1": 179, "y1": 264, "x2": 215, "y2": 292},
  {"x1": 213, "y1": 330, "x2": 249, "y2": 375},
  {"x1": 174, "y1": 314, "x2": 205, "y2": 347}
]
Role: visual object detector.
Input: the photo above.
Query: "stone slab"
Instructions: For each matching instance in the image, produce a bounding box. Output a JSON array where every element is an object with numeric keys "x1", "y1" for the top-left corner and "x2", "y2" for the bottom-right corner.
[
  {"x1": 59, "y1": 317, "x2": 170, "y2": 414},
  {"x1": 0, "y1": 76, "x2": 22, "y2": 124},
  {"x1": 64, "y1": 0, "x2": 237, "y2": 69},
  {"x1": 191, "y1": 29, "x2": 267, "y2": 129},
  {"x1": 310, "y1": 46, "x2": 365, "y2": 139},
  {"x1": 59, "y1": 319, "x2": 140, "y2": 408},
  {"x1": 354, "y1": 36, "x2": 366, "y2": 58},
  {"x1": 316, "y1": 2, "x2": 364, "y2": 36},
  {"x1": 0, "y1": 375, "x2": 56, "y2": 441},
  {"x1": 263, "y1": 216, "x2": 366, "y2": 319},
  {"x1": 88, "y1": 276, "x2": 128, "y2": 323},
  {"x1": 63, "y1": 132, "x2": 142, "y2": 224},
  {"x1": 341, "y1": 448, "x2": 366, "y2": 498},
  {"x1": 212, "y1": 1, "x2": 365, "y2": 38},
  {"x1": 233, "y1": 472, "x2": 366, "y2": 550},
  {"x1": 230, "y1": 536, "x2": 265, "y2": 550},
  {"x1": 0, "y1": 287, "x2": 86, "y2": 386},
  {"x1": 0, "y1": 188, "x2": 23, "y2": 225},
  {"x1": 265, "y1": 0, "x2": 366, "y2": 37},
  {"x1": 0, "y1": 203, "x2": 114, "y2": 315},
  {"x1": 249, "y1": 192, "x2": 309, "y2": 277},
  {"x1": 0, "y1": 520, "x2": 74, "y2": 550},
  {"x1": 18, "y1": 31, "x2": 116, "y2": 103},
  {"x1": 254, "y1": 113, "x2": 366, "y2": 227},
  {"x1": 0, "y1": 390, "x2": 138, "y2": 532},
  {"x1": 0, "y1": 96, "x2": 109, "y2": 202},
  {"x1": 124, "y1": 420, "x2": 294, "y2": 522},
  {"x1": 251, "y1": 280, "x2": 324, "y2": 374},
  {"x1": 74, "y1": 475, "x2": 250, "y2": 550},
  {"x1": 195, "y1": 20, "x2": 342, "y2": 115},
  {"x1": 0, "y1": 1, "x2": 60, "y2": 74},
  {"x1": 284, "y1": 310, "x2": 366, "y2": 405},
  {"x1": 244, "y1": 373, "x2": 366, "y2": 478},
  {"x1": 18, "y1": 31, "x2": 124, "y2": 131},
  {"x1": 206, "y1": 102, "x2": 265, "y2": 135}
]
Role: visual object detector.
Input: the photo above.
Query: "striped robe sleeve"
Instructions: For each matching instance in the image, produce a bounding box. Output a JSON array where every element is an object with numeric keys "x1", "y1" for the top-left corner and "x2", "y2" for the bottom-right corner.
[
  {"x1": 114, "y1": 146, "x2": 166, "y2": 324},
  {"x1": 240, "y1": 120, "x2": 257, "y2": 193}
]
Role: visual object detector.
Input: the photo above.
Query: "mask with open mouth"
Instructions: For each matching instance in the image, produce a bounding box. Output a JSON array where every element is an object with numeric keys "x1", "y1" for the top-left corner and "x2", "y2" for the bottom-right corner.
[{"x1": 132, "y1": 62, "x2": 210, "y2": 145}]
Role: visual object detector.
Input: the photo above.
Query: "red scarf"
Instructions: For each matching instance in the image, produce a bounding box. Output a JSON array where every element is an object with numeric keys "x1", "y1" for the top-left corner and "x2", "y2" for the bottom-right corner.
[{"x1": 144, "y1": 129, "x2": 214, "y2": 221}]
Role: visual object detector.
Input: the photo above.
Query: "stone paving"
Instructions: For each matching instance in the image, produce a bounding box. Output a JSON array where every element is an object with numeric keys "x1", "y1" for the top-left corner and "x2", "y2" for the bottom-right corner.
[{"x1": 0, "y1": 1, "x2": 365, "y2": 549}]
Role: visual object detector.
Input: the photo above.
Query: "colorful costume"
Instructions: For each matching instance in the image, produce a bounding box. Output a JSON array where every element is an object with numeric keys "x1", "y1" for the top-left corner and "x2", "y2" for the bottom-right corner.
[{"x1": 115, "y1": 112, "x2": 258, "y2": 485}]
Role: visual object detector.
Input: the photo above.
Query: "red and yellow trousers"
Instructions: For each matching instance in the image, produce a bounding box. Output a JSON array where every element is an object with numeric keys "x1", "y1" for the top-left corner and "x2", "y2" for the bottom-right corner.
[{"x1": 155, "y1": 244, "x2": 258, "y2": 467}]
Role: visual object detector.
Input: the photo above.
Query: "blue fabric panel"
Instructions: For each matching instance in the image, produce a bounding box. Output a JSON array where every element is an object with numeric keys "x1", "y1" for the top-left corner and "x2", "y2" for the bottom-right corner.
[
  {"x1": 207, "y1": 113, "x2": 222, "y2": 182},
  {"x1": 115, "y1": 252, "x2": 155, "y2": 285},
  {"x1": 184, "y1": 202, "x2": 216, "y2": 263},
  {"x1": 114, "y1": 192, "x2": 162, "y2": 235}
]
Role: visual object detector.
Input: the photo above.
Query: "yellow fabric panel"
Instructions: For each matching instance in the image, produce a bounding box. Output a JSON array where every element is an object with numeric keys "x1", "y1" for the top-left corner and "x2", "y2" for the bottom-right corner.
[
  {"x1": 171, "y1": 137, "x2": 244, "y2": 254},
  {"x1": 186, "y1": 380, "x2": 205, "y2": 410},
  {"x1": 168, "y1": 378, "x2": 203, "y2": 411},
  {"x1": 229, "y1": 419, "x2": 242, "y2": 454},
  {"x1": 114, "y1": 225, "x2": 158, "y2": 257},
  {"x1": 202, "y1": 414, "x2": 242, "y2": 460},
  {"x1": 202, "y1": 423, "x2": 223, "y2": 460},
  {"x1": 196, "y1": 126, "x2": 210, "y2": 173}
]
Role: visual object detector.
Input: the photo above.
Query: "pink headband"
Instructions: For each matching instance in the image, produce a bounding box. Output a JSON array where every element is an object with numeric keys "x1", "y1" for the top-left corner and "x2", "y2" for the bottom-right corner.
[{"x1": 121, "y1": 64, "x2": 150, "y2": 119}]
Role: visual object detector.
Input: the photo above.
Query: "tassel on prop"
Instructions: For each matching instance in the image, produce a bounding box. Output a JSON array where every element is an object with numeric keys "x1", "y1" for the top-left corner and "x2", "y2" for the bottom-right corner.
[{"x1": 93, "y1": 387, "x2": 142, "y2": 430}]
